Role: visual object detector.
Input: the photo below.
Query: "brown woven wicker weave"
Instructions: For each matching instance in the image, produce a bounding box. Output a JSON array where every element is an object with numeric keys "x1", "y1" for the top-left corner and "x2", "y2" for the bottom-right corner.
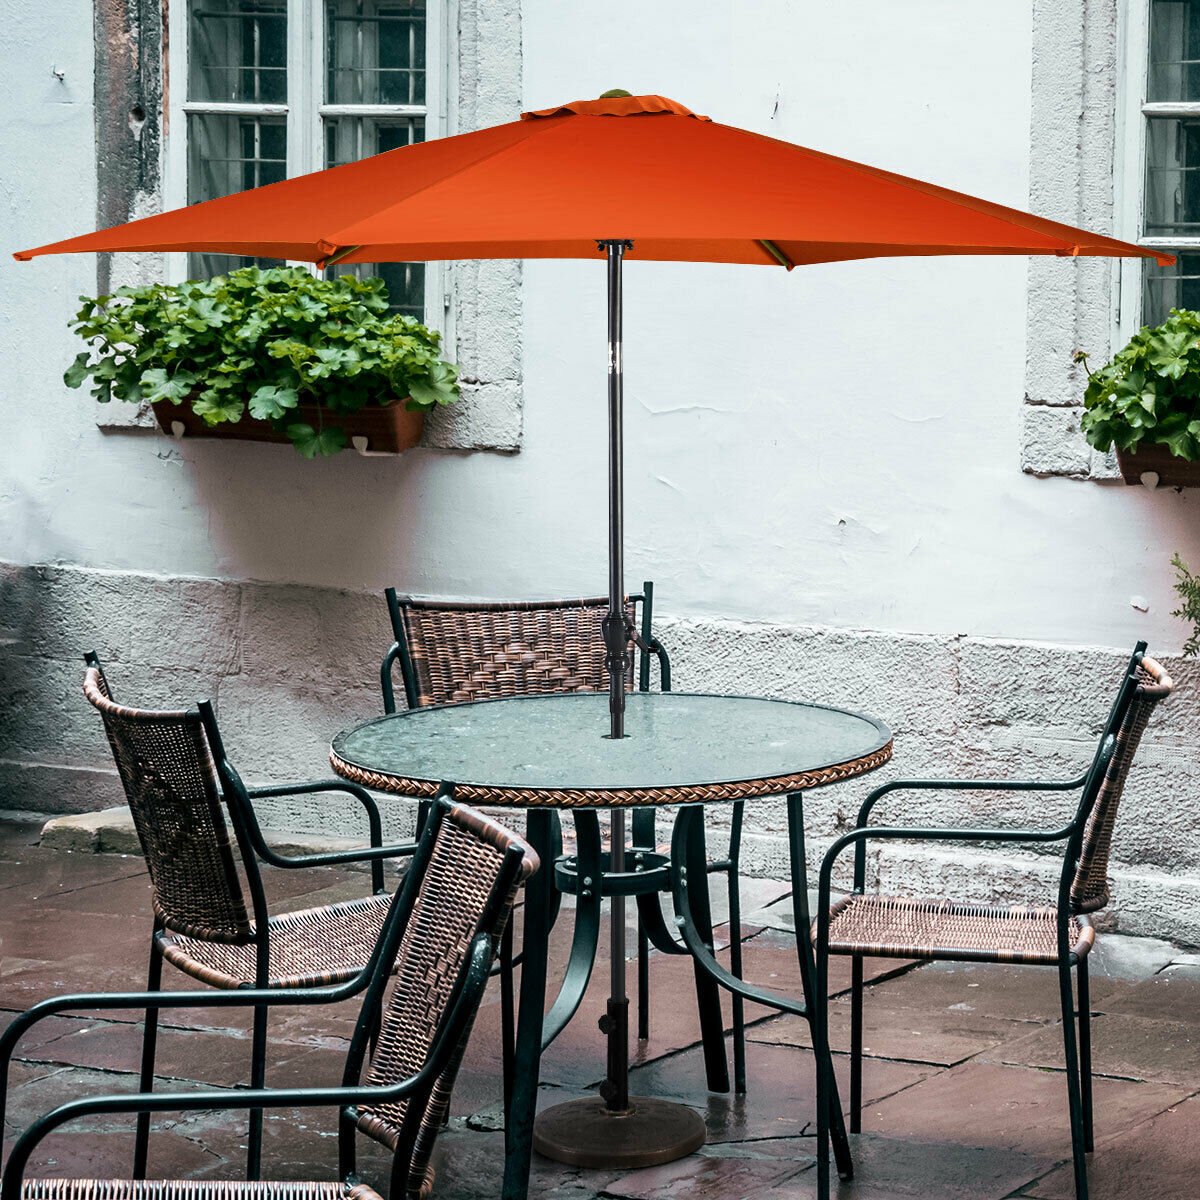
[
  {"x1": 330, "y1": 739, "x2": 893, "y2": 809},
  {"x1": 824, "y1": 894, "x2": 1095, "y2": 964},
  {"x1": 22, "y1": 1183, "x2": 382, "y2": 1200},
  {"x1": 84, "y1": 667, "x2": 394, "y2": 991},
  {"x1": 355, "y1": 803, "x2": 537, "y2": 1197},
  {"x1": 396, "y1": 596, "x2": 636, "y2": 706},
  {"x1": 84, "y1": 668, "x2": 252, "y2": 944},
  {"x1": 158, "y1": 894, "x2": 394, "y2": 989},
  {"x1": 1069, "y1": 655, "x2": 1173, "y2": 914}
]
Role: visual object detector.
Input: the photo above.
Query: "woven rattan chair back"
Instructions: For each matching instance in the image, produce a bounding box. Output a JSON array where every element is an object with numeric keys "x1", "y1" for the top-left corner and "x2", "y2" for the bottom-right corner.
[
  {"x1": 390, "y1": 594, "x2": 637, "y2": 708},
  {"x1": 1069, "y1": 654, "x2": 1173, "y2": 914},
  {"x1": 83, "y1": 665, "x2": 253, "y2": 944},
  {"x1": 352, "y1": 803, "x2": 537, "y2": 1197}
]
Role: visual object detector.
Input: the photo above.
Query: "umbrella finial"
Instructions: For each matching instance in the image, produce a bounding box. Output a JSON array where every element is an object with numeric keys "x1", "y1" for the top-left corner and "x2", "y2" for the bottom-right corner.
[{"x1": 599, "y1": 88, "x2": 633, "y2": 98}]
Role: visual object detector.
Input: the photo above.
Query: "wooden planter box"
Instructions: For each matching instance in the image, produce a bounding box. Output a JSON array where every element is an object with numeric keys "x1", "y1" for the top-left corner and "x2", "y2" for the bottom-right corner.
[
  {"x1": 1115, "y1": 442, "x2": 1200, "y2": 488},
  {"x1": 152, "y1": 399, "x2": 424, "y2": 455}
]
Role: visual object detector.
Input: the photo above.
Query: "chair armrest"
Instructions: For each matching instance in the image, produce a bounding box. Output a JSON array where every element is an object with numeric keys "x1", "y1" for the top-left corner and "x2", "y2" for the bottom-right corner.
[
  {"x1": 380, "y1": 642, "x2": 403, "y2": 714},
  {"x1": 814, "y1": 820, "x2": 1077, "y2": 951},
  {"x1": 243, "y1": 780, "x2": 397, "y2": 892},
  {"x1": 855, "y1": 769, "x2": 1092, "y2": 829},
  {"x1": 647, "y1": 637, "x2": 671, "y2": 692},
  {"x1": 0, "y1": 970, "x2": 379, "y2": 1144},
  {"x1": 0, "y1": 938, "x2": 493, "y2": 1200}
]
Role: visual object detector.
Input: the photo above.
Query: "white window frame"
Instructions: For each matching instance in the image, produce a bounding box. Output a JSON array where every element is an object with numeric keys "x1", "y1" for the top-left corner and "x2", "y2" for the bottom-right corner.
[
  {"x1": 163, "y1": 0, "x2": 452, "y2": 337},
  {"x1": 1115, "y1": 0, "x2": 1200, "y2": 339}
]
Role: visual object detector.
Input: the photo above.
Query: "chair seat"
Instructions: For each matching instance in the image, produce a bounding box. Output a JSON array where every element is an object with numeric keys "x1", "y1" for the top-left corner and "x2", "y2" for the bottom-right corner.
[
  {"x1": 159, "y1": 893, "x2": 393, "y2": 989},
  {"x1": 820, "y1": 894, "x2": 1094, "y2": 965},
  {"x1": 22, "y1": 1183, "x2": 382, "y2": 1200}
]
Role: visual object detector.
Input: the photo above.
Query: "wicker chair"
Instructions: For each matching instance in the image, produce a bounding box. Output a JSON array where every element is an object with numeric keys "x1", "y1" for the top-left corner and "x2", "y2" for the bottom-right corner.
[
  {"x1": 379, "y1": 584, "x2": 749, "y2": 1090},
  {"x1": 0, "y1": 798, "x2": 538, "y2": 1200},
  {"x1": 81, "y1": 654, "x2": 420, "y2": 1182},
  {"x1": 811, "y1": 644, "x2": 1173, "y2": 1200}
]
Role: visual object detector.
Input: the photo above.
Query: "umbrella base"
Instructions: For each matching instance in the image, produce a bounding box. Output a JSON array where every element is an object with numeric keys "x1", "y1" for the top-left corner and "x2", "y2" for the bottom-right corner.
[{"x1": 532, "y1": 1096, "x2": 706, "y2": 1168}]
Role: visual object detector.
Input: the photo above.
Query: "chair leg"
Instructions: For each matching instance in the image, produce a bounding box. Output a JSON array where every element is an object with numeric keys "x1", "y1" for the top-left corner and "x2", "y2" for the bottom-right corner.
[
  {"x1": 1058, "y1": 960, "x2": 1089, "y2": 1200},
  {"x1": 632, "y1": 807, "x2": 655, "y2": 1042},
  {"x1": 246, "y1": 1003, "x2": 268, "y2": 1180},
  {"x1": 500, "y1": 918, "x2": 517, "y2": 1111},
  {"x1": 133, "y1": 937, "x2": 163, "y2": 1179},
  {"x1": 728, "y1": 800, "x2": 746, "y2": 1095},
  {"x1": 682, "y1": 813, "x2": 731, "y2": 1093},
  {"x1": 1078, "y1": 955, "x2": 1094, "y2": 1152},
  {"x1": 850, "y1": 954, "x2": 864, "y2": 1133}
]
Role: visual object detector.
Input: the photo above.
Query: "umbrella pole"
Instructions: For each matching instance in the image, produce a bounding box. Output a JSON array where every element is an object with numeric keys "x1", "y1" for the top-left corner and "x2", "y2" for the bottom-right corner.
[
  {"x1": 603, "y1": 240, "x2": 631, "y2": 1111},
  {"x1": 602, "y1": 238, "x2": 631, "y2": 741},
  {"x1": 530, "y1": 238, "x2": 707, "y2": 1170}
]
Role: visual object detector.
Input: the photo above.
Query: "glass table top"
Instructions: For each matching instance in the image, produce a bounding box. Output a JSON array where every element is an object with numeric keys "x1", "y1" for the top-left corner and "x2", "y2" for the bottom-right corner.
[{"x1": 331, "y1": 692, "x2": 892, "y2": 805}]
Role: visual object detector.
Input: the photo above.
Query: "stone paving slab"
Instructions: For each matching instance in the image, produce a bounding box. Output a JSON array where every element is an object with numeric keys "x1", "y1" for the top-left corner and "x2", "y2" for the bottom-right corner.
[
  {"x1": 864, "y1": 1061, "x2": 1189, "y2": 1157},
  {"x1": 626, "y1": 1040, "x2": 931, "y2": 1145},
  {"x1": 3, "y1": 814, "x2": 1200, "y2": 1198},
  {"x1": 1024, "y1": 1092, "x2": 1200, "y2": 1200},
  {"x1": 859, "y1": 959, "x2": 1127, "y2": 1025},
  {"x1": 749, "y1": 998, "x2": 1029, "y2": 1067},
  {"x1": 990, "y1": 1011, "x2": 1200, "y2": 1087},
  {"x1": 760, "y1": 1133, "x2": 1051, "y2": 1199}
]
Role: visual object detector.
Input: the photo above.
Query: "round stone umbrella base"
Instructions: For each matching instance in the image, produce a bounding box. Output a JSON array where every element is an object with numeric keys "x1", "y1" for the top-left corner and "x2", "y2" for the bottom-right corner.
[{"x1": 532, "y1": 1096, "x2": 706, "y2": 1169}]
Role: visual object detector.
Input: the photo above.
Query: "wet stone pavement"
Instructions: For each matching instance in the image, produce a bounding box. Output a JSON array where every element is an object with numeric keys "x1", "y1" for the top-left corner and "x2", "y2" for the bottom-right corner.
[{"x1": 2, "y1": 812, "x2": 1199, "y2": 1199}]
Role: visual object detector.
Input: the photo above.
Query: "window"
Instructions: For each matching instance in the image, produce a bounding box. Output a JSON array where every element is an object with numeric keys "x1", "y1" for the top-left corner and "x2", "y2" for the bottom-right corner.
[
  {"x1": 168, "y1": 1, "x2": 441, "y2": 319},
  {"x1": 1123, "y1": 0, "x2": 1200, "y2": 325}
]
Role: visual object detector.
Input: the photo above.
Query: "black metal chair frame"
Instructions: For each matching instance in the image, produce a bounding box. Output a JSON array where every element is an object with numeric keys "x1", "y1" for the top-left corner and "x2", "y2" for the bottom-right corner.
[
  {"x1": 378, "y1": 583, "x2": 751, "y2": 1092},
  {"x1": 811, "y1": 642, "x2": 1157, "y2": 1200},
  {"x1": 0, "y1": 796, "x2": 529, "y2": 1200},
  {"x1": 83, "y1": 652, "x2": 420, "y2": 1183}
]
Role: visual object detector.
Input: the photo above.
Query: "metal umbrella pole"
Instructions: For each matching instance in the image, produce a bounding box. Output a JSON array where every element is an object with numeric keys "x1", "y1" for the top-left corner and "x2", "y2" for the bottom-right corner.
[
  {"x1": 601, "y1": 238, "x2": 631, "y2": 742},
  {"x1": 532, "y1": 240, "x2": 707, "y2": 1168}
]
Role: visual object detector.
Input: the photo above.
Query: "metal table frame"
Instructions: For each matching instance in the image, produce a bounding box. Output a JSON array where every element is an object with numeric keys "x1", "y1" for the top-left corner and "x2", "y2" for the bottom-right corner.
[{"x1": 330, "y1": 693, "x2": 892, "y2": 1199}]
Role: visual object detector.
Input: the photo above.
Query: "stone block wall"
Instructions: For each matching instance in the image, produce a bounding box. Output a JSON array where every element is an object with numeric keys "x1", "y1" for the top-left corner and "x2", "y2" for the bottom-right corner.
[{"x1": 2, "y1": 559, "x2": 1197, "y2": 944}]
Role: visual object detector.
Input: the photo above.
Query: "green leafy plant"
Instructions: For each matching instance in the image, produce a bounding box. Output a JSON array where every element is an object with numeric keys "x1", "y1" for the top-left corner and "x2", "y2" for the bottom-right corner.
[
  {"x1": 1172, "y1": 553, "x2": 1200, "y2": 658},
  {"x1": 65, "y1": 266, "x2": 458, "y2": 457},
  {"x1": 1076, "y1": 309, "x2": 1200, "y2": 460}
]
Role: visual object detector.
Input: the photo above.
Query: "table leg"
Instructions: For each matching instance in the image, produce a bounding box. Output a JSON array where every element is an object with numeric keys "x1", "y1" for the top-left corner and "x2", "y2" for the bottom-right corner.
[
  {"x1": 532, "y1": 809, "x2": 707, "y2": 1169},
  {"x1": 502, "y1": 809, "x2": 555, "y2": 1200},
  {"x1": 682, "y1": 810, "x2": 732, "y2": 1094},
  {"x1": 540, "y1": 811, "x2": 603, "y2": 1050},
  {"x1": 786, "y1": 793, "x2": 854, "y2": 1187}
]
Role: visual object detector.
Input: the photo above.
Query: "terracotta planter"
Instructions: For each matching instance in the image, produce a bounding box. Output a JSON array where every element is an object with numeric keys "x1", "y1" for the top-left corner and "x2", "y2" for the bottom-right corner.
[
  {"x1": 151, "y1": 399, "x2": 425, "y2": 455},
  {"x1": 1115, "y1": 442, "x2": 1200, "y2": 488}
]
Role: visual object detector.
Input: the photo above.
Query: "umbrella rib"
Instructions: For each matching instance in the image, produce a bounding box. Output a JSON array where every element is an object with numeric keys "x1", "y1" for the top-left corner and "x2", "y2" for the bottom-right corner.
[
  {"x1": 323, "y1": 119, "x2": 553, "y2": 251},
  {"x1": 729, "y1": 122, "x2": 1155, "y2": 259}
]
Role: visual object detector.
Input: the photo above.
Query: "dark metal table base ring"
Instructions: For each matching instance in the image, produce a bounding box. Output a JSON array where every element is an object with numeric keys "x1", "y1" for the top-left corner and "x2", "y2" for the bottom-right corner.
[{"x1": 533, "y1": 1095, "x2": 706, "y2": 1168}]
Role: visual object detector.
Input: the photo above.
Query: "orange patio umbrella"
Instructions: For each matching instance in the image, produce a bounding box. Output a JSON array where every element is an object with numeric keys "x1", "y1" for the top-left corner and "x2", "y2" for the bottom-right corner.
[{"x1": 16, "y1": 89, "x2": 1170, "y2": 739}]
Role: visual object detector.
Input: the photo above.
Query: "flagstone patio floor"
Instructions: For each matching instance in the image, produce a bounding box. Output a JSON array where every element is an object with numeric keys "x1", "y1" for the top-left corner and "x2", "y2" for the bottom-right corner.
[{"x1": 2, "y1": 813, "x2": 1198, "y2": 1200}]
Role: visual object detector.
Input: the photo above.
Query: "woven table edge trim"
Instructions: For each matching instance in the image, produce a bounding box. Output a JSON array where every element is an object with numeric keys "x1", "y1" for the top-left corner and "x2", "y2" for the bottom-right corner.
[{"x1": 328, "y1": 739, "x2": 894, "y2": 807}]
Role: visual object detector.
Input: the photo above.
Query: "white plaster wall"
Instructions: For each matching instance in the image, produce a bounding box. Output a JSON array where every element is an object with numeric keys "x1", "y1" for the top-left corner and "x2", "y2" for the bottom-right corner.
[
  {"x1": 3, "y1": 0, "x2": 1199, "y2": 653},
  {"x1": 3, "y1": 1, "x2": 1200, "y2": 944}
]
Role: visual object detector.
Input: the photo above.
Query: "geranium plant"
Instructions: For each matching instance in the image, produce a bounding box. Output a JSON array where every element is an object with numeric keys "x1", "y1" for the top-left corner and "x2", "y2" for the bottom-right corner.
[
  {"x1": 65, "y1": 266, "x2": 458, "y2": 457},
  {"x1": 1076, "y1": 310, "x2": 1200, "y2": 461}
]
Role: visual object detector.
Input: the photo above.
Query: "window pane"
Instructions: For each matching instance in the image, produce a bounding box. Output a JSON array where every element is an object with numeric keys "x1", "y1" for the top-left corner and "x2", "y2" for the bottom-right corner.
[
  {"x1": 1144, "y1": 250, "x2": 1200, "y2": 323},
  {"x1": 324, "y1": 115, "x2": 426, "y2": 318},
  {"x1": 189, "y1": 1, "x2": 287, "y2": 104},
  {"x1": 1144, "y1": 117, "x2": 1200, "y2": 236},
  {"x1": 187, "y1": 112, "x2": 286, "y2": 277},
  {"x1": 326, "y1": 0, "x2": 426, "y2": 105}
]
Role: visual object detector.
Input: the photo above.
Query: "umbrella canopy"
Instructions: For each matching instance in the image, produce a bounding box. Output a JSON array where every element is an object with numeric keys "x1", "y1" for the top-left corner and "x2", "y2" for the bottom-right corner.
[{"x1": 14, "y1": 92, "x2": 1169, "y2": 269}]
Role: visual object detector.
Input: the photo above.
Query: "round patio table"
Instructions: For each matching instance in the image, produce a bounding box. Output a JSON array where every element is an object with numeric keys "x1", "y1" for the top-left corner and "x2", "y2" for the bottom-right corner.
[{"x1": 330, "y1": 691, "x2": 892, "y2": 1200}]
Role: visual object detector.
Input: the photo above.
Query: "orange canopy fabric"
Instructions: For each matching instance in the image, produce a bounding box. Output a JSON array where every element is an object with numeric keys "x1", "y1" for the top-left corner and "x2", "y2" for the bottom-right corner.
[{"x1": 14, "y1": 93, "x2": 1170, "y2": 269}]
